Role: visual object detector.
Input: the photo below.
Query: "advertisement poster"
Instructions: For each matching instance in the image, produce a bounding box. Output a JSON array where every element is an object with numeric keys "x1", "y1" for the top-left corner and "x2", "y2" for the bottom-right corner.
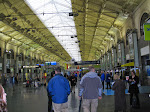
[{"x1": 144, "y1": 23, "x2": 150, "y2": 41}]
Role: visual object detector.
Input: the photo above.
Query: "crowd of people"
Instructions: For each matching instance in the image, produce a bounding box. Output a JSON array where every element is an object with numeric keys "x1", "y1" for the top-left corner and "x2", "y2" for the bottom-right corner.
[
  {"x1": 46, "y1": 66, "x2": 140, "y2": 112},
  {"x1": 0, "y1": 66, "x2": 140, "y2": 112}
]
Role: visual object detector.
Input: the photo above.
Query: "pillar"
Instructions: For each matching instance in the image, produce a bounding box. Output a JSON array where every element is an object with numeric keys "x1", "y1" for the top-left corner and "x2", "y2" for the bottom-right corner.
[
  {"x1": 105, "y1": 54, "x2": 108, "y2": 71},
  {"x1": 109, "y1": 51, "x2": 112, "y2": 70},
  {"x1": 103, "y1": 56, "x2": 106, "y2": 70},
  {"x1": 113, "y1": 47, "x2": 117, "y2": 67},
  {"x1": 32, "y1": 58, "x2": 35, "y2": 79},
  {"x1": 15, "y1": 54, "x2": 19, "y2": 75},
  {"x1": 24, "y1": 57, "x2": 27, "y2": 74},
  {"x1": 100, "y1": 58, "x2": 102, "y2": 70},
  {"x1": 37, "y1": 59, "x2": 40, "y2": 76},
  {"x1": 101, "y1": 57, "x2": 104, "y2": 70},
  {"x1": 3, "y1": 51, "x2": 7, "y2": 74},
  {"x1": 133, "y1": 30, "x2": 139, "y2": 67},
  {"x1": 121, "y1": 42, "x2": 125, "y2": 65}
]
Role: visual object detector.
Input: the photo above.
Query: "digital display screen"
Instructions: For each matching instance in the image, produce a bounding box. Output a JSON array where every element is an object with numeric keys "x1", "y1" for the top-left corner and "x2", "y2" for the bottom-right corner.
[
  {"x1": 45, "y1": 62, "x2": 50, "y2": 65},
  {"x1": 51, "y1": 61, "x2": 57, "y2": 65}
]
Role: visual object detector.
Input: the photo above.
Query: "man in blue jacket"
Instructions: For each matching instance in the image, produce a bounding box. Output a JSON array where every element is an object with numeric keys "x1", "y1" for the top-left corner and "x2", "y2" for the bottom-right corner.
[
  {"x1": 101, "y1": 71, "x2": 105, "y2": 89},
  {"x1": 106, "y1": 71, "x2": 111, "y2": 89},
  {"x1": 47, "y1": 67, "x2": 70, "y2": 112}
]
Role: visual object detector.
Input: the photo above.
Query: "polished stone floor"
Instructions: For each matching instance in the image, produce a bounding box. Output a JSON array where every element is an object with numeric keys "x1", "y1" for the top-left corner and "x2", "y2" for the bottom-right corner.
[{"x1": 4, "y1": 81, "x2": 150, "y2": 112}]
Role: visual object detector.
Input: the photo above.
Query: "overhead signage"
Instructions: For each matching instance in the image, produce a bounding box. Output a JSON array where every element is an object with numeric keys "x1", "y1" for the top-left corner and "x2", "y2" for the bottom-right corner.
[
  {"x1": 144, "y1": 23, "x2": 150, "y2": 41},
  {"x1": 36, "y1": 64, "x2": 44, "y2": 66},
  {"x1": 45, "y1": 62, "x2": 57, "y2": 65},
  {"x1": 51, "y1": 61, "x2": 57, "y2": 65},
  {"x1": 45, "y1": 62, "x2": 51, "y2": 65},
  {"x1": 74, "y1": 61, "x2": 100, "y2": 65},
  {"x1": 23, "y1": 66, "x2": 39, "y2": 68}
]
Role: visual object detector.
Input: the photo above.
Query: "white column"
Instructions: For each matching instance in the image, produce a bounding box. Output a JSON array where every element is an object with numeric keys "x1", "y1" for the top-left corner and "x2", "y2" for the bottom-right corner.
[
  {"x1": 102, "y1": 57, "x2": 104, "y2": 70},
  {"x1": 109, "y1": 51, "x2": 112, "y2": 70},
  {"x1": 16, "y1": 54, "x2": 19, "y2": 74},
  {"x1": 121, "y1": 42, "x2": 125, "y2": 65},
  {"x1": 100, "y1": 58, "x2": 102, "y2": 70},
  {"x1": 105, "y1": 54, "x2": 108, "y2": 71},
  {"x1": 133, "y1": 30, "x2": 139, "y2": 67},
  {"x1": 3, "y1": 51, "x2": 7, "y2": 74},
  {"x1": 103, "y1": 55, "x2": 106, "y2": 70},
  {"x1": 113, "y1": 48, "x2": 117, "y2": 67}
]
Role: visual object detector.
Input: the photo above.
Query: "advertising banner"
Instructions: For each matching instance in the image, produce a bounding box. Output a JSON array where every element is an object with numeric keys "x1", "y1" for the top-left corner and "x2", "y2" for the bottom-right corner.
[{"x1": 144, "y1": 23, "x2": 150, "y2": 41}]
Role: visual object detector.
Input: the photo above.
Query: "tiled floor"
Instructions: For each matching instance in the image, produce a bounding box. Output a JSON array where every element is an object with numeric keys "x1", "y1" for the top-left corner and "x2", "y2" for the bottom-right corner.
[{"x1": 4, "y1": 81, "x2": 150, "y2": 112}]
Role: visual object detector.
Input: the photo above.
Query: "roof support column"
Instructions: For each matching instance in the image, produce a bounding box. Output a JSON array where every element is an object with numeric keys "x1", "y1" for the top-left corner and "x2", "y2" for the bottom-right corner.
[
  {"x1": 31, "y1": 58, "x2": 35, "y2": 79},
  {"x1": 113, "y1": 47, "x2": 117, "y2": 68},
  {"x1": 24, "y1": 50, "x2": 28, "y2": 81},
  {"x1": 15, "y1": 47, "x2": 19, "y2": 75},
  {"x1": 133, "y1": 30, "x2": 139, "y2": 68},
  {"x1": 100, "y1": 58, "x2": 102, "y2": 70},
  {"x1": 105, "y1": 54, "x2": 108, "y2": 71},
  {"x1": 3, "y1": 42, "x2": 7, "y2": 75},
  {"x1": 102, "y1": 56, "x2": 105, "y2": 70},
  {"x1": 103, "y1": 55, "x2": 106, "y2": 70},
  {"x1": 108, "y1": 51, "x2": 112, "y2": 70},
  {"x1": 121, "y1": 41, "x2": 125, "y2": 65},
  {"x1": 37, "y1": 59, "x2": 40, "y2": 78}
]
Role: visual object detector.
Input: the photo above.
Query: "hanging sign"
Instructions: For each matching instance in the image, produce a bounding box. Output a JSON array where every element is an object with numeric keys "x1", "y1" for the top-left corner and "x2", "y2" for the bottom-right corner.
[{"x1": 144, "y1": 23, "x2": 150, "y2": 41}]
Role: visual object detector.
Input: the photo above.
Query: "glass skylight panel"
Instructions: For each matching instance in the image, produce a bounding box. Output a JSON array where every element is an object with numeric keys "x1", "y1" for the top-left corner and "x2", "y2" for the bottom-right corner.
[{"x1": 25, "y1": 0, "x2": 81, "y2": 61}]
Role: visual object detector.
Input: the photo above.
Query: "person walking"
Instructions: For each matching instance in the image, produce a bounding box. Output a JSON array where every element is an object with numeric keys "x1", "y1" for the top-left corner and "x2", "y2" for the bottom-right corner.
[
  {"x1": 10, "y1": 75, "x2": 15, "y2": 90},
  {"x1": 70, "y1": 73, "x2": 77, "y2": 93},
  {"x1": 47, "y1": 67, "x2": 70, "y2": 112},
  {"x1": 79, "y1": 66, "x2": 102, "y2": 112},
  {"x1": 101, "y1": 71, "x2": 105, "y2": 89},
  {"x1": 128, "y1": 70, "x2": 140, "y2": 108},
  {"x1": 112, "y1": 74, "x2": 126, "y2": 112},
  {"x1": 106, "y1": 72, "x2": 111, "y2": 89},
  {"x1": 47, "y1": 71, "x2": 55, "y2": 112},
  {"x1": 15, "y1": 73, "x2": 18, "y2": 84}
]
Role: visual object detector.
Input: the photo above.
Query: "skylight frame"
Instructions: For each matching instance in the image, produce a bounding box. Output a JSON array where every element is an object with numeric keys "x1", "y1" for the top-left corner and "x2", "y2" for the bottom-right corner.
[{"x1": 25, "y1": 0, "x2": 81, "y2": 61}]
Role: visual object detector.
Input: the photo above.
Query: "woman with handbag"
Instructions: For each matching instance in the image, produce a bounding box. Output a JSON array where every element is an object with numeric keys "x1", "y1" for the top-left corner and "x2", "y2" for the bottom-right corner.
[{"x1": 128, "y1": 70, "x2": 140, "y2": 108}]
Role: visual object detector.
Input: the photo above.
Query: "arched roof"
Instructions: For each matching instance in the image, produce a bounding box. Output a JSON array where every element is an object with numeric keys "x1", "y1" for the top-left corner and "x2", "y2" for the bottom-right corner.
[{"x1": 0, "y1": 0, "x2": 143, "y2": 65}]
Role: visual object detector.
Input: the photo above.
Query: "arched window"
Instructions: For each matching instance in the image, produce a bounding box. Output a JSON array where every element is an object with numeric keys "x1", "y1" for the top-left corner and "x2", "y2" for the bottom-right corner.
[{"x1": 140, "y1": 13, "x2": 149, "y2": 36}]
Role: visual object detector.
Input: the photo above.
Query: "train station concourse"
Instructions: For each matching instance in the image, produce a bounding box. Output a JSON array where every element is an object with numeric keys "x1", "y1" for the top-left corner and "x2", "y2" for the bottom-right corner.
[{"x1": 0, "y1": 0, "x2": 150, "y2": 112}]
